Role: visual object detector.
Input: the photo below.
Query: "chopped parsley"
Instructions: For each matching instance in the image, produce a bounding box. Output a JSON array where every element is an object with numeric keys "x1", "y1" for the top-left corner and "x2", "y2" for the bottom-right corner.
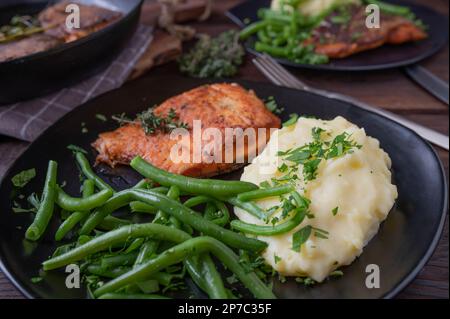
[
  {"x1": 274, "y1": 255, "x2": 282, "y2": 264},
  {"x1": 292, "y1": 225, "x2": 312, "y2": 252},
  {"x1": 332, "y1": 206, "x2": 339, "y2": 216},
  {"x1": 95, "y1": 114, "x2": 107, "y2": 122},
  {"x1": 31, "y1": 276, "x2": 43, "y2": 284},
  {"x1": 11, "y1": 168, "x2": 36, "y2": 188},
  {"x1": 265, "y1": 96, "x2": 284, "y2": 115},
  {"x1": 276, "y1": 125, "x2": 361, "y2": 183},
  {"x1": 282, "y1": 114, "x2": 299, "y2": 127}
]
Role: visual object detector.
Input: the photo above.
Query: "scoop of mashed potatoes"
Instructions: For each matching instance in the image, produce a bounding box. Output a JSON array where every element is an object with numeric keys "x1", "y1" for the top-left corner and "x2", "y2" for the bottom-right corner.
[
  {"x1": 271, "y1": 0, "x2": 361, "y2": 17},
  {"x1": 235, "y1": 116, "x2": 398, "y2": 282}
]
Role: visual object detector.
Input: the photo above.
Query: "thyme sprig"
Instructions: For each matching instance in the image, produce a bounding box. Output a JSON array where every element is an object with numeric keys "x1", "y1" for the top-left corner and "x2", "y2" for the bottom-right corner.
[{"x1": 112, "y1": 108, "x2": 189, "y2": 135}]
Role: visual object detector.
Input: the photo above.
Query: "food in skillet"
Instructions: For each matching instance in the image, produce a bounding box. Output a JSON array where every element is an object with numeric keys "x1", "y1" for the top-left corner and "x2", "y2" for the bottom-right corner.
[
  {"x1": 0, "y1": 1, "x2": 122, "y2": 62},
  {"x1": 239, "y1": 0, "x2": 427, "y2": 64},
  {"x1": 93, "y1": 83, "x2": 281, "y2": 177},
  {"x1": 10, "y1": 86, "x2": 397, "y2": 299}
]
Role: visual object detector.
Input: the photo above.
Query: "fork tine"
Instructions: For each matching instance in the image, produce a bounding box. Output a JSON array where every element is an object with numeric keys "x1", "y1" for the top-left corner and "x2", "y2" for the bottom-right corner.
[
  {"x1": 255, "y1": 56, "x2": 300, "y2": 89},
  {"x1": 253, "y1": 58, "x2": 285, "y2": 87},
  {"x1": 260, "y1": 54, "x2": 308, "y2": 90}
]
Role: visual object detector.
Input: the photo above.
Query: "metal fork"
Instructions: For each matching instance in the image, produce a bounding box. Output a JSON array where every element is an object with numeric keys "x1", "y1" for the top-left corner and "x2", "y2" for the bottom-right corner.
[{"x1": 253, "y1": 54, "x2": 449, "y2": 150}]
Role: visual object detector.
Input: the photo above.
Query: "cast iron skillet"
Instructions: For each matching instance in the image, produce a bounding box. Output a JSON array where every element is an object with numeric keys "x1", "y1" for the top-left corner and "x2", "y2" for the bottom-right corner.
[
  {"x1": 227, "y1": 0, "x2": 449, "y2": 71},
  {"x1": 0, "y1": 75, "x2": 447, "y2": 299},
  {"x1": 0, "y1": 0, "x2": 143, "y2": 105}
]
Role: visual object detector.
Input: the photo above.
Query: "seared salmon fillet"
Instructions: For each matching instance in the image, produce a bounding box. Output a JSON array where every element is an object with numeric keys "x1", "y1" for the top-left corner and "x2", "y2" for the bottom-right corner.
[
  {"x1": 308, "y1": 6, "x2": 427, "y2": 59},
  {"x1": 93, "y1": 83, "x2": 281, "y2": 177}
]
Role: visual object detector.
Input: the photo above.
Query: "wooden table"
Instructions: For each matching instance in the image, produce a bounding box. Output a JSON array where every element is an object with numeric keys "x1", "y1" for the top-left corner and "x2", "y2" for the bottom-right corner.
[{"x1": 0, "y1": 0, "x2": 448, "y2": 299}]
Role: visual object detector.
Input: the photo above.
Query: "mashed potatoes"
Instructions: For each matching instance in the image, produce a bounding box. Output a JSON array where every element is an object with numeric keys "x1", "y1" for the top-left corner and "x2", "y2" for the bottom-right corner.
[
  {"x1": 271, "y1": 0, "x2": 361, "y2": 17},
  {"x1": 235, "y1": 116, "x2": 398, "y2": 282}
]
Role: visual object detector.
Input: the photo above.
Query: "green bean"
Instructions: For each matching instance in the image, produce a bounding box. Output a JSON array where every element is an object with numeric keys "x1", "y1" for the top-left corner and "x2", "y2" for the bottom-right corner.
[
  {"x1": 80, "y1": 190, "x2": 135, "y2": 234},
  {"x1": 56, "y1": 186, "x2": 113, "y2": 212},
  {"x1": 237, "y1": 184, "x2": 294, "y2": 202},
  {"x1": 130, "y1": 156, "x2": 258, "y2": 198},
  {"x1": 159, "y1": 187, "x2": 227, "y2": 299},
  {"x1": 97, "y1": 216, "x2": 131, "y2": 231},
  {"x1": 150, "y1": 187, "x2": 170, "y2": 194},
  {"x1": 255, "y1": 42, "x2": 289, "y2": 57},
  {"x1": 55, "y1": 179, "x2": 95, "y2": 241},
  {"x1": 80, "y1": 189, "x2": 266, "y2": 251},
  {"x1": 134, "y1": 241, "x2": 159, "y2": 267},
  {"x1": 98, "y1": 293, "x2": 169, "y2": 299},
  {"x1": 43, "y1": 224, "x2": 191, "y2": 270},
  {"x1": 210, "y1": 201, "x2": 230, "y2": 227},
  {"x1": 183, "y1": 196, "x2": 214, "y2": 208},
  {"x1": 227, "y1": 197, "x2": 268, "y2": 221},
  {"x1": 133, "y1": 190, "x2": 266, "y2": 252},
  {"x1": 88, "y1": 263, "x2": 179, "y2": 289},
  {"x1": 129, "y1": 201, "x2": 157, "y2": 214},
  {"x1": 364, "y1": 0, "x2": 411, "y2": 16},
  {"x1": 101, "y1": 252, "x2": 139, "y2": 269},
  {"x1": 75, "y1": 152, "x2": 114, "y2": 192},
  {"x1": 25, "y1": 161, "x2": 58, "y2": 241},
  {"x1": 239, "y1": 20, "x2": 269, "y2": 40},
  {"x1": 257, "y1": 30, "x2": 271, "y2": 44},
  {"x1": 93, "y1": 236, "x2": 276, "y2": 299},
  {"x1": 184, "y1": 254, "x2": 228, "y2": 299},
  {"x1": 132, "y1": 179, "x2": 154, "y2": 190},
  {"x1": 231, "y1": 209, "x2": 306, "y2": 236},
  {"x1": 87, "y1": 264, "x2": 130, "y2": 278}
]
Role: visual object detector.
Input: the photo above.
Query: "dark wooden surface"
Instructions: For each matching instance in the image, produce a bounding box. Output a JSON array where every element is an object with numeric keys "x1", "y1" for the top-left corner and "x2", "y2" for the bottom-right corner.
[{"x1": 0, "y1": 0, "x2": 448, "y2": 299}]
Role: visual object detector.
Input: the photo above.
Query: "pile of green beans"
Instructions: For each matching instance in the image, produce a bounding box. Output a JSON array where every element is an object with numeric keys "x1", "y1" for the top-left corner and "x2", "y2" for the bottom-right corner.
[
  {"x1": 239, "y1": 5, "x2": 329, "y2": 65},
  {"x1": 20, "y1": 153, "x2": 318, "y2": 299}
]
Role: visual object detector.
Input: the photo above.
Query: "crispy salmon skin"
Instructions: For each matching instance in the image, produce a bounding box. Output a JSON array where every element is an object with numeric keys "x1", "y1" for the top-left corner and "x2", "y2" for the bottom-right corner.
[{"x1": 93, "y1": 83, "x2": 281, "y2": 177}]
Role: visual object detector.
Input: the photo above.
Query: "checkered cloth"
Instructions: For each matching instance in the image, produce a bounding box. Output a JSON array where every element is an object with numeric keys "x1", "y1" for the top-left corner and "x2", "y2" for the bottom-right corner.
[{"x1": 0, "y1": 25, "x2": 154, "y2": 142}]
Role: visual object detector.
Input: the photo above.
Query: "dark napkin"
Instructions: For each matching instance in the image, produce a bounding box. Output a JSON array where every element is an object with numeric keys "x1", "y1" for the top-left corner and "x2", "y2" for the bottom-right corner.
[{"x1": 0, "y1": 25, "x2": 154, "y2": 142}]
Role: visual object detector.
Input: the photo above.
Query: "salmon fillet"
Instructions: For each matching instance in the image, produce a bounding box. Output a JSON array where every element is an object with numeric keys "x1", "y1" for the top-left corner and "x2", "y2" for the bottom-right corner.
[
  {"x1": 93, "y1": 83, "x2": 281, "y2": 177},
  {"x1": 308, "y1": 5, "x2": 427, "y2": 59}
]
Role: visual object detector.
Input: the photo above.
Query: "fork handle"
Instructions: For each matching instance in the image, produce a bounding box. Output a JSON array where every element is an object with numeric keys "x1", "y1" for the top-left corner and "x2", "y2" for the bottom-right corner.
[{"x1": 309, "y1": 88, "x2": 449, "y2": 150}]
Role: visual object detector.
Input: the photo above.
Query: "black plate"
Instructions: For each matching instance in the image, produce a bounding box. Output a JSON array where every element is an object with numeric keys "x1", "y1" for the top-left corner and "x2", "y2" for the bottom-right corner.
[
  {"x1": 0, "y1": 75, "x2": 447, "y2": 299},
  {"x1": 227, "y1": 0, "x2": 449, "y2": 71},
  {"x1": 0, "y1": 0, "x2": 143, "y2": 105}
]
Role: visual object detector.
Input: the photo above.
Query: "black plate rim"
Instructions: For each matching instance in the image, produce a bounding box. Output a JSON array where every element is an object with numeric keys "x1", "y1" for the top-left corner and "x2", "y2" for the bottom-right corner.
[
  {"x1": 0, "y1": 76, "x2": 447, "y2": 299},
  {"x1": 0, "y1": 0, "x2": 144, "y2": 68},
  {"x1": 226, "y1": 0, "x2": 449, "y2": 71}
]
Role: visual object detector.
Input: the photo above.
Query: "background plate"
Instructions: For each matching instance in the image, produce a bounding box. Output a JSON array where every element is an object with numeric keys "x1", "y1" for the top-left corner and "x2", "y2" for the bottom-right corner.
[
  {"x1": 227, "y1": 0, "x2": 449, "y2": 71},
  {"x1": 0, "y1": 75, "x2": 447, "y2": 298}
]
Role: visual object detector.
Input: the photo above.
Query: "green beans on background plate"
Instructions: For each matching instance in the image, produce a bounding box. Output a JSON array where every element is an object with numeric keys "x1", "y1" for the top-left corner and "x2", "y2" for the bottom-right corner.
[
  {"x1": 25, "y1": 160, "x2": 58, "y2": 241},
  {"x1": 80, "y1": 189, "x2": 266, "y2": 252},
  {"x1": 93, "y1": 236, "x2": 276, "y2": 299},
  {"x1": 130, "y1": 156, "x2": 258, "y2": 198}
]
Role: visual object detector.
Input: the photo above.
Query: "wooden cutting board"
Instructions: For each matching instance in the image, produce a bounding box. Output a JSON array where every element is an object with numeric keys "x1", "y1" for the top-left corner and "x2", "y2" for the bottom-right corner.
[{"x1": 128, "y1": 0, "x2": 208, "y2": 80}]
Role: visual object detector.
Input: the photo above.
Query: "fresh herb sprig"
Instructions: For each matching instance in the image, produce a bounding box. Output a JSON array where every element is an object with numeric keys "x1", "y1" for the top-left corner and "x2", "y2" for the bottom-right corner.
[{"x1": 113, "y1": 108, "x2": 189, "y2": 135}]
